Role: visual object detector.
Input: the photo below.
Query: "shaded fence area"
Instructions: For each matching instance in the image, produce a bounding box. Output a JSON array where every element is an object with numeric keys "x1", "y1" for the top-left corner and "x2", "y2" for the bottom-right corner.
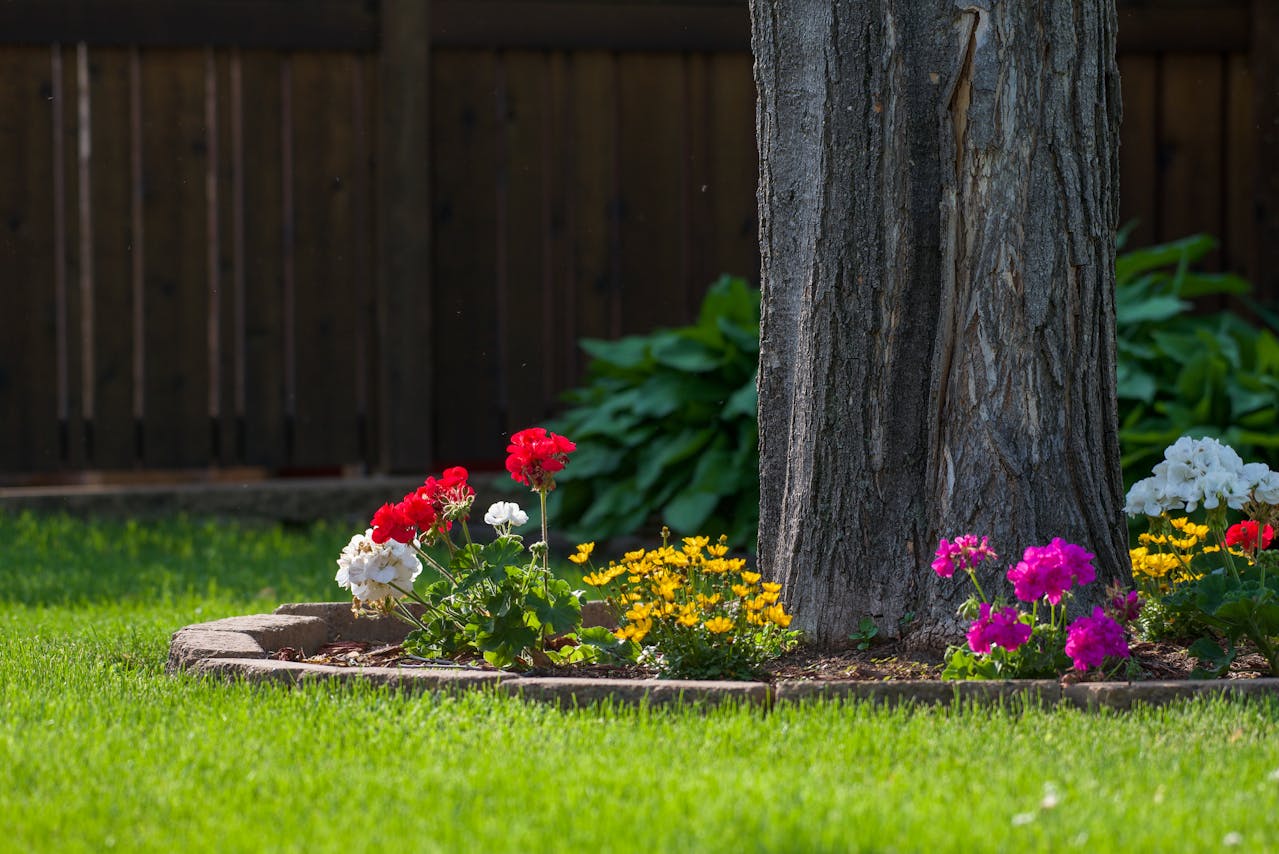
[{"x1": 1, "y1": 0, "x2": 1276, "y2": 483}]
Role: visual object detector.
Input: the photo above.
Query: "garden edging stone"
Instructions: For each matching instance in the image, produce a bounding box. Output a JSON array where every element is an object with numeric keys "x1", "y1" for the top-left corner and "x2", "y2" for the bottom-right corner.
[{"x1": 165, "y1": 603, "x2": 1279, "y2": 709}]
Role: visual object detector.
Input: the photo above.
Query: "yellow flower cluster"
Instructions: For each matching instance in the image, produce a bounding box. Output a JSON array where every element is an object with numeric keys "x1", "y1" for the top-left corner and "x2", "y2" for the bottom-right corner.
[
  {"x1": 579, "y1": 532, "x2": 793, "y2": 644},
  {"x1": 1129, "y1": 516, "x2": 1212, "y2": 586}
]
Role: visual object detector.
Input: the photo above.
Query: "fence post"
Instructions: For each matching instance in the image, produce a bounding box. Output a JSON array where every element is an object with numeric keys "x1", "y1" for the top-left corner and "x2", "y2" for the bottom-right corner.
[
  {"x1": 1256, "y1": 0, "x2": 1279, "y2": 300},
  {"x1": 377, "y1": 0, "x2": 433, "y2": 472}
]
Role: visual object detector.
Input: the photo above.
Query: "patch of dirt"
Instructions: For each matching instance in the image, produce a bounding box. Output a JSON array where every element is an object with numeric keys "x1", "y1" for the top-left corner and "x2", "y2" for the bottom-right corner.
[{"x1": 270, "y1": 639, "x2": 1274, "y2": 682}]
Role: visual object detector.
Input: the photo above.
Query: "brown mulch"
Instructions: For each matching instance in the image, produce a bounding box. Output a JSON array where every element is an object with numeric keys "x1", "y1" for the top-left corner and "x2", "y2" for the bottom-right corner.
[{"x1": 270, "y1": 638, "x2": 1275, "y2": 683}]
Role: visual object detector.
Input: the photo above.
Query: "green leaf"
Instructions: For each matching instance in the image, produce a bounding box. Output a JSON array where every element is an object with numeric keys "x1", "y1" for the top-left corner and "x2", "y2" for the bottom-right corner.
[
  {"x1": 1115, "y1": 294, "x2": 1190, "y2": 326},
  {"x1": 662, "y1": 490, "x2": 720, "y2": 533},
  {"x1": 722, "y1": 377, "x2": 758, "y2": 419},
  {"x1": 577, "y1": 625, "x2": 639, "y2": 662},
  {"x1": 635, "y1": 428, "x2": 716, "y2": 492},
  {"x1": 649, "y1": 332, "x2": 722, "y2": 373},
  {"x1": 579, "y1": 336, "x2": 651, "y2": 371},
  {"x1": 1115, "y1": 234, "x2": 1217, "y2": 283},
  {"x1": 527, "y1": 590, "x2": 582, "y2": 636}
]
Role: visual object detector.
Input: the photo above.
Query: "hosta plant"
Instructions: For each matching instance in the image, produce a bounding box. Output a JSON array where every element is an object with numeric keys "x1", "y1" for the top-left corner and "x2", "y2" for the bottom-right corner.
[
  {"x1": 935, "y1": 535, "x2": 1142, "y2": 680},
  {"x1": 574, "y1": 528, "x2": 800, "y2": 680},
  {"x1": 335, "y1": 427, "x2": 617, "y2": 669},
  {"x1": 1125, "y1": 435, "x2": 1279, "y2": 675}
]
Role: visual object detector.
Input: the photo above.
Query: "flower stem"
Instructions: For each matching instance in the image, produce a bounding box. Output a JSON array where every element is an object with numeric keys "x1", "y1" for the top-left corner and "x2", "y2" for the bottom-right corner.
[
  {"x1": 539, "y1": 488, "x2": 550, "y2": 600},
  {"x1": 965, "y1": 569, "x2": 988, "y2": 605}
]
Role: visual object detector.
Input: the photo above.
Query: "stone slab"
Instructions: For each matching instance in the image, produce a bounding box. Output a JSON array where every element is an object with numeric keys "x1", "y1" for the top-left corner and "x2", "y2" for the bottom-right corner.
[
  {"x1": 167, "y1": 629, "x2": 266, "y2": 672},
  {"x1": 274, "y1": 602, "x2": 418, "y2": 644},
  {"x1": 188, "y1": 657, "x2": 511, "y2": 693},
  {"x1": 499, "y1": 676, "x2": 770, "y2": 708},
  {"x1": 775, "y1": 679, "x2": 1061, "y2": 708},
  {"x1": 1061, "y1": 678, "x2": 1279, "y2": 710},
  {"x1": 181, "y1": 613, "x2": 329, "y2": 652}
]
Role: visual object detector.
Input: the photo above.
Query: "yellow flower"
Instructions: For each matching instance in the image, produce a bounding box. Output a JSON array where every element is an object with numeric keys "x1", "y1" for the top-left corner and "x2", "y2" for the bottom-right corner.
[
  {"x1": 761, "y1": 591, "x2": 780, "y2": 605},
  {"x1": 762, "y1": 582, "x2": 782, "y2": 593},
  {"x1": 625, "y1": 602, "x2": 655, "y2": 622},
  {"x1": 707, "y1": 543, "x2": 729, "y2": 558},
  {"x1": 676, "y1": 604, "x2": 700, "y2": 627},
  {"x1": 703, "y1": 616, "x2": 734, "y2": 634},
  {"x1": 582, "y1": 571, "x2": 612, "y2": 587},
  {"x1": 568, "y1": 542, "x2": 595, "y2": 565},
  {"x1": 746, "y1": 594, "x2": 768, "y2": 611},
  {"x1": 763, "y1": 604, "x2": 792, "y2": 627},
  {"x1": 695, "y1": 593, "x2": 722, "y2": 608},
  {"x1": 740, "y1": 571, "x2": 762, "y2": 585},
  {"x1": 615, "y1": 618, "x2": 652, "y2": 643},
  {"x1": 1170, "y1": 517, "x2": 1210, "y2": 539},
  {"x1": 623, "y1": 548, "x2": 647, "y2": 563},
  {"x1": 731, "y1": 583, "x2": 751, "y2": 598},
  {"x1": 1129, "y1": 547, "x2": 1179, "y2": 579},
  {"x1": 700, "y1": 559, "x2": 731, "y2": 575}
]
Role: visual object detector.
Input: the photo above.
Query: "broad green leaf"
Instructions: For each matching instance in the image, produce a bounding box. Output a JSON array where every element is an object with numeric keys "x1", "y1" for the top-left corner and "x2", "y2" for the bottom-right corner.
[
  {"x1": 579, "y1": 335, "x2": 652, "y2": 371},
  {"x1": 1115, "y1": 234, "x2": 1216, "y2": 283},
  {"x1": 650, "y1": 332, "x2": 722, "y2": 373},
  {"x1": 526, "y1": 590, "x2": 581, "y2": 636},
  {"x1": 662, "y1": 490, "x2": 721, "y2": 533},
  {"x1": 722, "y1": 377, "x2": 758, "y2": 419},
  {"x1": 635, "y1": 428, "x2": 716, "y2": 492},
  {"x1": 1115, "y1": 294, "x2": 1189, "y2": 326}
]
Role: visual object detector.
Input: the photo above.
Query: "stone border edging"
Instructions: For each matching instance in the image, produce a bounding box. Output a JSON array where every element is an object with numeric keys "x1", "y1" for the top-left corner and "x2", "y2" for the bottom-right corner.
[{"x1": 166, "y1": 603, "x2": 1279, "y2": 710}]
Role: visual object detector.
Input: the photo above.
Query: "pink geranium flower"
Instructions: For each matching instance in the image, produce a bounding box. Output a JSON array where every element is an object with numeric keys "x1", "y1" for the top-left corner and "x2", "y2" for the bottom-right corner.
[
  {"x1": 1006, "y1": 538, "x2": 1096, "y2": 605},
  {"x1": 966, "y1": 603, "x2": 1032, "y2": 654},
  {"x1": 1065, "y1": 607, "x2": 1130, "y2": 671}
]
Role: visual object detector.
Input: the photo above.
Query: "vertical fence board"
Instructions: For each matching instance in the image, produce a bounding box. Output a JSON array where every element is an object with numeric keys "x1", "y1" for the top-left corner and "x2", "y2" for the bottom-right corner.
[
  {"x1": 1160, "y1": 54, "x2": 1224, "y2": 264},
  {"x1": 0, "y1": 48, "x2": 61, "y2": 473},
  {"x1": 59, "y1": 44, "x2": 88, "y2": 468},
  {"x1": 1254, "y1": 0, "x2": 1279, "y2": 301},
  {"x1": 684, "y1": 52, "x2": 714, "y2": 313},
  {"x1": 289, "y1": 52, "x2": 361, "y2": 469},
  {"x1": 377, "y1": 0, "x2": 432, "y2": 472},
  {"x1": 138, "y1": 49, "x2": 210, "y2": 467},
  {"x1": 617, "y1": 53, "x2": 686, "y2": 333},
  {"x1": 707, "y1": 52, "x2": 758, "y2": 286},
  {"x1": 566, "y1": 50, "x2": 617, "y2": 370},
  {"x1": 88, "y1": 47, "x2": 138, "y2": 468},
  {"x1": 546, "y1": 51, "x2": 576, "y2": 405},
  {"x1": 1225, "y1": 52, "x2": 1255, "y2": 283},
  {"x1": 500, "y1": 50, "x2": 555, "y2": 432},
  {"x1": 237, "y1": 52, "x2": 287, "y2": 467},
  {"x1": 432, "y1": 49, "x2": 501, "y2": 464},
  {"x1": 1118, "y1": 54, "x2": 1158, "y2": 249}
]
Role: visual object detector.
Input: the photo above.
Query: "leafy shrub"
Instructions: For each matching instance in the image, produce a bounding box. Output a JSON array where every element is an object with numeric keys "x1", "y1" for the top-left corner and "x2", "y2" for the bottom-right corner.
[
  {"x1": 550, "y1": 276, "x2": 760, "y2": 545},
  {"x1": 575, "y1": 529, "x2": 799, "y2": 680},
  {"x1": 1115, "y1": 232, "x2": 1279, "y2": 483}
]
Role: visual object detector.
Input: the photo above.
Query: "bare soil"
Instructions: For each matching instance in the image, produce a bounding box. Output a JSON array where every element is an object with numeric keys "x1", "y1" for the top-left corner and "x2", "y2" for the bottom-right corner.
[{"x1": 271, "y1": 639, "x2": 1275, "y2": 683}]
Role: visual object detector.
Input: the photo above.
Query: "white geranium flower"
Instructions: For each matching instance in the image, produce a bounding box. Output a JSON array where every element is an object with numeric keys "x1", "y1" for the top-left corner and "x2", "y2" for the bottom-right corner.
[
  {"x1": 1124, "y1": 477, "x2": 1167, "y2": 517},
  {"x1": 1255, "y1": 470, "x2": 1279, "y2": 505},
  {"x1": 484, "y1": 501, "x2": 528, "y2": 531},
  {"x1": 335, "y1": 529, "x2": 422, "y2": 604}
]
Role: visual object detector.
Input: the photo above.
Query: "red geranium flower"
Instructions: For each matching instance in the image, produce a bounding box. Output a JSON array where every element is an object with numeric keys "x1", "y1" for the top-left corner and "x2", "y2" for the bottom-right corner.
[
  {"x1": 397, "y1": 490, "x2": 437, "y2": 532},
  {"x1": 1225, "y1": 520, "x2": 1275, "y2": 552},
  {"x1": 421, "y1": 466, "x2": 474, "y2": 516},
  {"x1": 506, "y1": 427, "x2": 576, "y2": 490},
  {"x1": 370, "y1": 502, "x2": 416, "y2": 544}
]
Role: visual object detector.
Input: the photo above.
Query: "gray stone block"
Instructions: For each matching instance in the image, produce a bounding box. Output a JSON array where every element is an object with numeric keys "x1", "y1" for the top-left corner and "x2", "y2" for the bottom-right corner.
[
  {"x1": 274, "y1": 601, "x2": 418, "y2": 644},
  {"x1": 499, "y1": 676, "x2": 770, "y2": 708},
  {"x1": 182, "y1": 613, "x2": 329, "y2": 651},
  {"x1": 774, "y1": 679, "x2": 1061, "y2": 708},
  {"x1": 167, "y1": 629, "x2": 266, "y2": 672}
]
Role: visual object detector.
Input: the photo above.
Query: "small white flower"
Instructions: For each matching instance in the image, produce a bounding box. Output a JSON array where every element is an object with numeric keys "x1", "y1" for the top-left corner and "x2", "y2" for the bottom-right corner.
[
  {"x1": 335, "y1": 529, "x2": 422, "y2": 604},
  {"x1": 1223, "y1": 832, "x2": 1243, "y2": 847},
  {"x1": 484, "y1": 501, "x2": 529, "y2": 530},
  {"x1": 1254, "y1": 470, "x2": 1279, "y2": 505}
]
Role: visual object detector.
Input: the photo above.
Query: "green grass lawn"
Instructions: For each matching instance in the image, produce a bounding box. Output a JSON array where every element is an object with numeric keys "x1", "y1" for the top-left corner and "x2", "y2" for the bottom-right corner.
[{"x1": 3, "y1": 512, "x2": 1279, "y2": 852}]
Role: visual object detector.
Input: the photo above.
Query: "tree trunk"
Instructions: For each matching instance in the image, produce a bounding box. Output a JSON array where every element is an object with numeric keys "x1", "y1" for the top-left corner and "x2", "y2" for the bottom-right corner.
[{"x1": 752, "y1": 0, "x2": 1128, "y2": 647}]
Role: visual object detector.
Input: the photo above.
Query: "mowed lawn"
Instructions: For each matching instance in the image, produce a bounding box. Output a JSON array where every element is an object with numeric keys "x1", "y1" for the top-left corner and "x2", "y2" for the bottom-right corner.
[{"x1": 2, "y1": 513, "x2": 1279, "y2": 853}]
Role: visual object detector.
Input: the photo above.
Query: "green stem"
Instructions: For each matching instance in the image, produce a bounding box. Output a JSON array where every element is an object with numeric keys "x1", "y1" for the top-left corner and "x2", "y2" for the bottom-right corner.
[
  {"x1": 965, "y1": 569, "x2": 988, "y2": 605},
  {"x1": 539, "y1": 488, "x2": 550, "y2": 601}
]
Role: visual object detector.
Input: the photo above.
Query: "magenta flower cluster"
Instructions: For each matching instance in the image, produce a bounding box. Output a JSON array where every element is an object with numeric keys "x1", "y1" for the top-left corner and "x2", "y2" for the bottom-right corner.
[
  {"x1": 1064, "y1": 606, "x2": 1131, "y2": 671},
  {"x1": 933, "y1": 533, "x2": 1138, "y2": 674},
  {"x1": 1005, "y1": 538, "x2": 1097, "y2": 605},
  {"x1": 931, "y1": 535, "x2": 997, "y2": 578},
  {"x1": 965, "y1": 603, "x2": 1033, "y2": 654}
]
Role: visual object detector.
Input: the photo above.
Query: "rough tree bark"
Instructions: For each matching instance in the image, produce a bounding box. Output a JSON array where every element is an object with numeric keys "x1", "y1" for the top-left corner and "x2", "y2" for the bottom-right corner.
[{"x1": 752, "y1": 0, "x2": 1129, "y2": 646}]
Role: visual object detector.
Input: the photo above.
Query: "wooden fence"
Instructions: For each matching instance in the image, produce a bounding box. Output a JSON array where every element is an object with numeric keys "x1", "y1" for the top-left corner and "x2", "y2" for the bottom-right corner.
[{"x1": 0, "y1": 0, "x2": 1275, "y2": 482}]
